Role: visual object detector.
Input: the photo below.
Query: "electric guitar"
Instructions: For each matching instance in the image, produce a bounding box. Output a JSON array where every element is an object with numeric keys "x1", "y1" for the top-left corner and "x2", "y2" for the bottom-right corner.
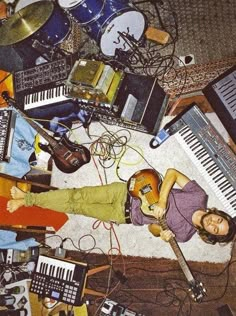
[
  {"x1": 127, "y1": 169, "x2": 207, "y2": 303},
  {"x1": 2, "y1": 91, "x2": 91, "y2": 173}
]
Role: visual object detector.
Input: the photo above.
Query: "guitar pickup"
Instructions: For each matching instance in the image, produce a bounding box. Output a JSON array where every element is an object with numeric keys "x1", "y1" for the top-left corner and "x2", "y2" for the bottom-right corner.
[{"x1": 140, "y1": 184, "x2": 152, "y2": 194}]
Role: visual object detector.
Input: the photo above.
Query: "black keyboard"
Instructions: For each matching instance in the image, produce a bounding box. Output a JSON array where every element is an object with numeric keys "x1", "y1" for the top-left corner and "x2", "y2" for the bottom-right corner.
[{"x1": 0, "y1": 109, "x2": 16, "y2": 162}]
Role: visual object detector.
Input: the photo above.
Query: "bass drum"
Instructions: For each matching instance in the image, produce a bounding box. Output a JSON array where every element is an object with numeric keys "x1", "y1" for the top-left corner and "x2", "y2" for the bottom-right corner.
[
  {"x1": 58, "y1": 0, "x2": 105, "y2": 25},
  {"x1": 15, "y1": 0, "x2": 71, "y2": 46},
  {"x1": 84, "y1": 0, "x2": 146, "y2": 56}
]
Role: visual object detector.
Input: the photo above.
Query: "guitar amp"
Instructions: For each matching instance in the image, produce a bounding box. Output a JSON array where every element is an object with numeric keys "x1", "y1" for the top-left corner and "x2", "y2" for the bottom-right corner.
[{"x1": 115, "y1": 72, "x2": 169, "y2": 135}]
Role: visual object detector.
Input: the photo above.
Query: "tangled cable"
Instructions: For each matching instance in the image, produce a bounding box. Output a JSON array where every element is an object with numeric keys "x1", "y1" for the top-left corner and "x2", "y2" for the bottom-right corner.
[{"x1": 89, "y1": 125, "x2": 132, "y2": 169}]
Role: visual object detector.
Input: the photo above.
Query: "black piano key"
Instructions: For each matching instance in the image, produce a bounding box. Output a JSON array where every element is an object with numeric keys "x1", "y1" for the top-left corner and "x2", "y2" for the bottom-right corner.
[
  {"x1": 201, "y1": 157, "x2": 212, "y2": 167},
  {"x1": 225, "y1": 188, "x2": 235, "y2": 197},
  {"x1": 184, "y1": 134, "x2": 196, "y2": 144},
  {"x1": 206, "y1": 164, "x2": 218, "y2": 172},
  {"x1": 226, "y1": 192, "x2": 236, "y2": 200},
  {"x1": 189, "y1": 140, "x2": 200, "y2": 149},
  {"x1": 66, "y1": 269, "x2": 70, "y2": 281},
  {"x1": 179, "y1": 126, "x2": 189, "y2": 135},
  {"x1": 196, "y1": 150, "x2": 208, "y2": 160},
  {"x1": 218, "y1": 179, "x2": 229, "y2": 189},
  {"x1": 191, "y1": 143, "x2": 202, "y2": 151},
  {"x1": 214, "y1": 174, "x2": 225, "y2": 183},
  {"x1": 212, "y1": 170, "x2": 224, "y2": 181},
  {"x1": 220, "y1": 183, "x2": 232, "y2": 192},
  {"x1": 62, "y1": 268, "x2": 65, "y2": 279}
]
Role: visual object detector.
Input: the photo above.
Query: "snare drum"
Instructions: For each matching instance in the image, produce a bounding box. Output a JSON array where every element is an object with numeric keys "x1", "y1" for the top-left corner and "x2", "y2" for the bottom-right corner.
[
  {"x1": 32, "y1": 3, "x2": 71, "y2": 46},
  {"x1": 84, "y1": 0, "x2": 146, "y2": 56},
  {"x1": 58, "y1": 0, "x2": 105, "y2": 25}
]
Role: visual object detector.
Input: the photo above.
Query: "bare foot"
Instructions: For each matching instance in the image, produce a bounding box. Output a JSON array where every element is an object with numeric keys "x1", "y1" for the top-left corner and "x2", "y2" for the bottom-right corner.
[
  {"x1": 10, "y1": 186, "x2": 26, "y2": 200},
  {"x1": 7, "y1": 199, "x2": 25, "y2": 213}
]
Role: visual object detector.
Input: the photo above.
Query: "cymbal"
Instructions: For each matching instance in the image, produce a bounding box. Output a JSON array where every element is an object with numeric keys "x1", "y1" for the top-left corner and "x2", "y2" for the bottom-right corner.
[{"x1": 0, "y1": 1, "x2": 54, "y2": 46}]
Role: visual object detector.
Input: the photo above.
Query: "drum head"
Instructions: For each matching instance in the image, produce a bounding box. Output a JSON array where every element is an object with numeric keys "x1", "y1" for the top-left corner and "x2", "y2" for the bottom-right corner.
[
  {"x1": 100, "y1": 11, "x2": 146, "y2": 56},
  {"x1": 15, "y1": 0, "x2": 48, "y2": 12},
  {"x1": 58, "y1": 0, "x2": 82, "y2": 9}
]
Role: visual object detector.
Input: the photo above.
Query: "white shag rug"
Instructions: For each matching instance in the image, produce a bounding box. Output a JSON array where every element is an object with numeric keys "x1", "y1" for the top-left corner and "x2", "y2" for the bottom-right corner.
[{"x1": 48, "y1": 113, "x2": 233, "y2": 263}]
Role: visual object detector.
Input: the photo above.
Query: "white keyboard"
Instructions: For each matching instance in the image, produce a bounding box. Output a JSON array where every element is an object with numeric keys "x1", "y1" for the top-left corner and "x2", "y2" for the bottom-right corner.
[
  {"x1": 24, "y1": 84, "x2": 71, "y2": 110},
  {"x1": 175, "y1": 124, "x2": 236, "y2": 218}
]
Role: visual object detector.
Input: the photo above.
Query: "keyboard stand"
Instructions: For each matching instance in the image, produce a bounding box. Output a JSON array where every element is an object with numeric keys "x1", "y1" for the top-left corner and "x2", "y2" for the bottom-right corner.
[{"x1": 84, "y1": 264, "x2": 111, "y2": 297}]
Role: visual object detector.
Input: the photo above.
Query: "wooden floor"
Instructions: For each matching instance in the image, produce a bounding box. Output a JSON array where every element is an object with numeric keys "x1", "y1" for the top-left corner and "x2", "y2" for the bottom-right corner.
[{"x1": 66, "y1": 240, "x2": 236, "y2": 316}]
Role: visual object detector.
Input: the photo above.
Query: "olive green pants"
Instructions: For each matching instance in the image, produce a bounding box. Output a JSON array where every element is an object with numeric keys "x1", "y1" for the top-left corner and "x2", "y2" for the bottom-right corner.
[{"x1": 25, "y1": 182, "x2": 128, "y2": 224}]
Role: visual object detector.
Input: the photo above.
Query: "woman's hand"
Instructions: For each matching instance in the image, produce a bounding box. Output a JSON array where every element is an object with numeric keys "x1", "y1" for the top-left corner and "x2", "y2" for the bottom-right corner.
[
  {"x1": 160, "y1": 229, "x2": 175, "y2": 242},
  {"x1": 152, "y1": 204, "x2": 166, "y2": 219}
]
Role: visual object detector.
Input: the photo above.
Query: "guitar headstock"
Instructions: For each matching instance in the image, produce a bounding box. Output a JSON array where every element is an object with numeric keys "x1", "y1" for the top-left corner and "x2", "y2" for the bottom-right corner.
[{"x1": 188, "y1": 280, "x2": 207, "y2": 303}]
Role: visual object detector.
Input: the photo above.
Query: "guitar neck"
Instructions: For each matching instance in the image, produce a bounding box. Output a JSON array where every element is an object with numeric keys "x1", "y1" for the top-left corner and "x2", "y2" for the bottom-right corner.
[
  {"x1": 12, "y1": 101, "x2": 57, "y2": 146},
  {"x1": 159, "y1": 218, "x2": 195, "y2": 283}
]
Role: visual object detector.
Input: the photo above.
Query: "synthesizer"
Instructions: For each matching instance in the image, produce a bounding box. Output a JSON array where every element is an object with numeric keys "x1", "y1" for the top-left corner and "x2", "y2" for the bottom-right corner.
[
  {"x1": 13, "y1": 55, "x2": 75, "y2": 111},
  {"x1": 203, "y1": 65, "x2": 236, "y2": 144},
  {"x1": 30, "y1": 255, "x2": 88, "y2": 306},
  {"x1": 153, "y1": 104, "x2": 236, "y2": 218},
  {"x1": 0, "y1": 108, "x2": 16, "y2": 162}
]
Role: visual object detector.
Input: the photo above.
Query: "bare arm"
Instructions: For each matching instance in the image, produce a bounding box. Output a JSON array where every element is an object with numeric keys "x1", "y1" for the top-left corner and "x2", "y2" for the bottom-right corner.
[{"x1": 153, "y1": 168, "x2": 190, "y2": 219}]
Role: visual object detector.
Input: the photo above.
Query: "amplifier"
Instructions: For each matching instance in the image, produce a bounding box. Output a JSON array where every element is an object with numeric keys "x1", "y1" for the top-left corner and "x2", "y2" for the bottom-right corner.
[{"x1": 115, "y1": 73, "x2": 168, "y2": 135}]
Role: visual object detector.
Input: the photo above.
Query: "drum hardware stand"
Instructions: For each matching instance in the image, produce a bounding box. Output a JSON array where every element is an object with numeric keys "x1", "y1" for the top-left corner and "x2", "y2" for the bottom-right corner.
[
  {"x1": 134, "y1": 0, "x2": 168, "y2": 31},
  {"x1": 32, "y1": 39, "x2": 66, "y2": 62},
  {"x1": 116, "y1": 31, "x2": 148, "y2": 65}
]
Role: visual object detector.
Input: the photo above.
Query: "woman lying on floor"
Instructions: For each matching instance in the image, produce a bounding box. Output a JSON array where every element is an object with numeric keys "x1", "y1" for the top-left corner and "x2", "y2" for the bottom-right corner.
[{"x1": 7, "y1": 168, "x2": 236, "y2": 245}]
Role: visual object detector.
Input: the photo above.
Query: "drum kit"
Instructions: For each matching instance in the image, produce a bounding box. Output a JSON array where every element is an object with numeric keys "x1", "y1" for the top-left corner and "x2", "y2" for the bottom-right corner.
[{"x1": 0, "y1": 0, "x2": 147, "y2": 57}]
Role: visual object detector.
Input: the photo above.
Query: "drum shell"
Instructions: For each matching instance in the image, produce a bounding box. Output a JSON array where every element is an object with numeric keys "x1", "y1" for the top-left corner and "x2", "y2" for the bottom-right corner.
[
  {"x1": 84, "y1": 0, "x2": 138, "y2": 42},
  {"x1": 33, "y1": 4, "x2": 71, "y2": 46},
  {"x1": 59, "y1": 0, "x2": 105, "y2": 25}
]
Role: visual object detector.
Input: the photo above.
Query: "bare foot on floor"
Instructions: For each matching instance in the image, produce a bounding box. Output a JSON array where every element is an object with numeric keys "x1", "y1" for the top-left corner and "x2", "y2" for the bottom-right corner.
[
  {"x1": 10, "y1": 186, "x2": 26, "y2": 200},
  {"x1": 7, "y1": 199, "x2": 25, "y2": 213}
]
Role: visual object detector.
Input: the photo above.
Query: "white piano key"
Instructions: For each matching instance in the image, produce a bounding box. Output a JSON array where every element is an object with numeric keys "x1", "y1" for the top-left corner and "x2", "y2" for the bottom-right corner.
[
  {"x1": 175, "y1": 127, "x2": 236, "y2": 217},
  {"x1": 24, "y1": 84, "x2": 71, "y2": 110}
]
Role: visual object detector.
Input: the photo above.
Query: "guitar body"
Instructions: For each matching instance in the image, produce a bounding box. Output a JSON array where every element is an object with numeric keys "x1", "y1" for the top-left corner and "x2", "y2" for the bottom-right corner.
[
  {"x1": 39, "y1": 135, "x2": 91, "y2": 174},
  {"x1": 127, "y1": 169, "x2": 162, "y2": 217}
]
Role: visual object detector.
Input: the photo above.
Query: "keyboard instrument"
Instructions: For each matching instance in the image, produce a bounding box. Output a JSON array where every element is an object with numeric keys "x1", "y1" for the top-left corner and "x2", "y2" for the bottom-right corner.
[
  {"x1": 164, "y1": 104, "x2": 236, "y2": 218},
  {"x1": 14, "y1": 56, "x2": 75, "y2": 112},
  {"x1": 203, "y1": 65, "x2": 236, "y2": 144},
  {"x1": 30, "y1": 255, "x2": 88, "y2": 305},
  {"x1": 0, "y1": 109, "x2": 16, "y2": 162},
  {"x1": 23, "y1": 83, "x2": 71, "y2": 110}
]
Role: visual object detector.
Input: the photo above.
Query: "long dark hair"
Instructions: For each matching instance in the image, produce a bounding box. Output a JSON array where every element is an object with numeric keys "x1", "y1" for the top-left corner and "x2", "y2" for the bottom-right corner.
[{"x1": 197, "y1": 208, "x2": 236, "y2": 245}]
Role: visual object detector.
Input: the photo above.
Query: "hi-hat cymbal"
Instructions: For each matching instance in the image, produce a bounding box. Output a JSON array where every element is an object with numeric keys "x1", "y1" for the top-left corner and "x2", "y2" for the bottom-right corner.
[{"x1": 0, "y1": 1, "x2": 54, "y2": 46}]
